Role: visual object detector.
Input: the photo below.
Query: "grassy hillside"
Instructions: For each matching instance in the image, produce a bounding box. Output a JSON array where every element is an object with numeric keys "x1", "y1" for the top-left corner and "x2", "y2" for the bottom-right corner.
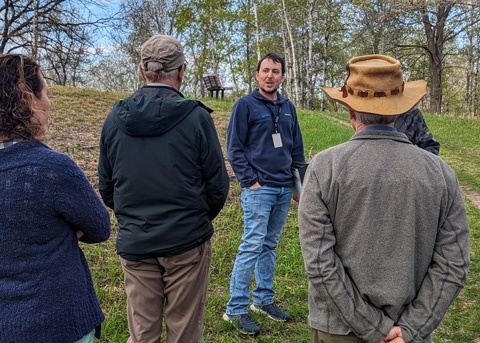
[
  {"x1": 47, "y1": 86, "x2": 479, "y2": 342},
  {"x1": 319, "y1": 110, "x2": 480, "y2": 195}
]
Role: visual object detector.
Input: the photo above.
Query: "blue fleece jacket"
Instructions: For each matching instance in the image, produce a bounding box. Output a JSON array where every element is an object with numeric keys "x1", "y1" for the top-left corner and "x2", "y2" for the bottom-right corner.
[
  {"x1": 227, "y1": 89, "x2": 305, "y2": 188},
  {"x1": 0, "y1": 141, "x2": 111, "y2": 342}
]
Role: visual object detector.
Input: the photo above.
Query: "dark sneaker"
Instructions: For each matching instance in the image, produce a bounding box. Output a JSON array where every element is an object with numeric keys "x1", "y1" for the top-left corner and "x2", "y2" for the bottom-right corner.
[
  {"x1": 223, "y1": 313, "x2": 260, "y2": 335},
  {"x1": 250, "y1": 303, "x2": 292, "y2": 322}
]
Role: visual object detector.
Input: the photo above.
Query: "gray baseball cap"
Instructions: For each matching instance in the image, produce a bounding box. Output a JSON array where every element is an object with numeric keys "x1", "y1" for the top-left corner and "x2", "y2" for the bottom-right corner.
[{"x1": 140, "y1": 35, "x2": 185, "y2": 72}]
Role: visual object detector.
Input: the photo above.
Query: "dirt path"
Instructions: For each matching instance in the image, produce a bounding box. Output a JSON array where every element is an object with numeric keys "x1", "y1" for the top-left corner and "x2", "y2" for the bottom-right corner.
[
  {"x1": 462, "y1": 188, "x2": 480, "y2": 209},
  {"x1": 325, "y1": 114, "x2": 480, "y2": 210}
]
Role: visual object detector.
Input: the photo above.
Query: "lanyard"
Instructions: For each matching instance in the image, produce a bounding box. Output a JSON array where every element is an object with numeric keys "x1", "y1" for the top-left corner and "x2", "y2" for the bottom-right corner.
[{"x1": 268, "y1": 105, "x2": 282, "y2": 133}]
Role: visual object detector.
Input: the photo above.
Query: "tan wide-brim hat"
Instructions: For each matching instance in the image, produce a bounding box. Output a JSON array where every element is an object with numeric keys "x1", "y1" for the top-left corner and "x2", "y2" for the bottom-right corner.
[{"x1": 321, "y1": 54, "x2": 427, "y2": 116}]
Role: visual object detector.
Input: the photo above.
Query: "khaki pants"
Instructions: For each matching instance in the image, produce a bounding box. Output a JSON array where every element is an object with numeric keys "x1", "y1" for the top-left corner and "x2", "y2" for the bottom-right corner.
[
  {"x1": 120, "y1": 240, "x2": 211, "y2": 343},
  {"x1": 311, "y1": 328, "x2": 365, "y2": 343}
]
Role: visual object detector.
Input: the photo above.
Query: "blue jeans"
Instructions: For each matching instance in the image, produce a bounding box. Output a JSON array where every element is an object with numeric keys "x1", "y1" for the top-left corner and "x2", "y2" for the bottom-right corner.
[{"x1": 226, "y1": 186, "x2": 292, "y2": 315}]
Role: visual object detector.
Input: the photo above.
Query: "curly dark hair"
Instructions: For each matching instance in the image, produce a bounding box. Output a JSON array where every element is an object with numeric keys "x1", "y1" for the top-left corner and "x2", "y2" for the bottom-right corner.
[{"x1": 0, "y1": 54, "x2": 44, "y2": 140}]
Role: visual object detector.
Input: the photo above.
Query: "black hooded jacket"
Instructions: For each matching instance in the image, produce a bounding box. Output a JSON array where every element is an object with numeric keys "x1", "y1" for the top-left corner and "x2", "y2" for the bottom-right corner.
[{"x1": 98, "y1": 85, "x2": 229, "y2": 260}]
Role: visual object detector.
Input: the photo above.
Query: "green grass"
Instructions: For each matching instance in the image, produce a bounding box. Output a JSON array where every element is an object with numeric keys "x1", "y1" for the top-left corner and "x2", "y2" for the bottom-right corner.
[
  {"x1": 298, "y1": 109, "x2": 353, "y2": 160},
  {"x1": 433, "y1": 202, "x2": 480, "y2": 341},
  {"x1": 47, "y1": 88, "x2": 480, "y2": 342},
  {"x1": 423, "y1": 114, "x2": 480, "y2": 194},
  {"x1": 319, "y1": 110, "x2": 480, "y2": 196}
]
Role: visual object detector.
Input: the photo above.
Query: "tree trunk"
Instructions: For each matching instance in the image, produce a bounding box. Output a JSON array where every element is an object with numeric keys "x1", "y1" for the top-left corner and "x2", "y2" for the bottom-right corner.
[
  {"x1": 421, "y1": 2, "x2": 453, "y2": 114},
  {"x1": 306, "y1": 0, "x2": 314, "y2": 109},
  {"x1": 282, "y1": 29, "x2": 293, "y2": 100},
  {"x1": 253, "y1": 1, "x2": 261, "y2": 61},
  {"x1": 320, "y1": 31, "x2": 329, "y2": 112},
  {"x1": 281, "y1": 0, "x2": 299, "y2": 105}
]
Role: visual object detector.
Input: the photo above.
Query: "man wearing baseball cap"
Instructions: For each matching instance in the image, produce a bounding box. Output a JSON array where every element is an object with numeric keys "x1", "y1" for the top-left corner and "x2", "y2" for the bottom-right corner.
[
  {"x1": 98, "y1": 34, "x2": 229, "y2": 343},
  {"x1": 298, "y1": 55, "x2": 469, "y2": 343}
]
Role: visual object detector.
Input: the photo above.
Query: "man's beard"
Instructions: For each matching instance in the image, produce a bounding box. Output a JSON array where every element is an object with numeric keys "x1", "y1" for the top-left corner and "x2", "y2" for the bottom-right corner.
[{"x1": 260, "y1": 87, "x2": 278, "y2": 94}]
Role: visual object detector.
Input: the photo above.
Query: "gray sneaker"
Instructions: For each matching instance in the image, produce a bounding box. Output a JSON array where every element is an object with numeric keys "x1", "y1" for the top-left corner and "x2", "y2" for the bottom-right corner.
[
  {"x1": 223, "y1": 313, "x2": 260, "y2": 335},
  {"x1": 250, "y1": 303, "x2": 292, "y2": 322}
]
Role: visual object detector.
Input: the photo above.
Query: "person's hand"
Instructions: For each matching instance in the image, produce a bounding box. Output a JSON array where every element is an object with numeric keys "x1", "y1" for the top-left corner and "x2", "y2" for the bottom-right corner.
[
  {"x1": 380, "y1": 326, "x2": 404, "y2": 343},
  {"x1": 76, "y1": 231, "x2": 85, "y2": 239},
  {"x1": 249, "y1": 182, "x2": 261, "y2": 189}
]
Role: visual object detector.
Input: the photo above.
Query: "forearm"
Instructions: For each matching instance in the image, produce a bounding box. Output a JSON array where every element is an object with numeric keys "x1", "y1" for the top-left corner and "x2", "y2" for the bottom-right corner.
[
  {"x1": 300, "y1": 219, "x2": 393, "y2": 342},
  {"x1": 397, "y1": 187, "x2": 469, "y2": 341},
  {"x1": 299, "y1": 183, "x2": 392, "y2": 342},
  {"x1": 56, "y1": 172, "x2": 111, "y2": 243}
]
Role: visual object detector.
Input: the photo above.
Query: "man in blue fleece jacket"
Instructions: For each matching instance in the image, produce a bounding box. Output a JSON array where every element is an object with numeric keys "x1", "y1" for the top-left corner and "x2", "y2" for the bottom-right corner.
[
  {"x1": 299, "y1": 54, "x2": 469, "y2": 343},
  {"x1": 223, "y1": 53, "x2": 306, "y2": 335}
]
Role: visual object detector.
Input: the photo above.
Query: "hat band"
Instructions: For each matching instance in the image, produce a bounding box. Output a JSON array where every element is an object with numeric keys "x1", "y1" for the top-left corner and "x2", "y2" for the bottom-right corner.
[{"x1": 342, "y1": 82, "x2": 404, "y2": 98}]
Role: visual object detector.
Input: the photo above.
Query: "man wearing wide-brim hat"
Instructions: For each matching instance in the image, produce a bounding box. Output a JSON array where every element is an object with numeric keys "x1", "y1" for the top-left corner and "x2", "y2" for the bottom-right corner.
[{"x1": 298, "y1": 54, "x2": 470, "y2": 343}]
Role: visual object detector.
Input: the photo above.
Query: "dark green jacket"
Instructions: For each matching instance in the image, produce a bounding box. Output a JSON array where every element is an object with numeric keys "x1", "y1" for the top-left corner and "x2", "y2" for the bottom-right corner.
[{"x1": 98, "y1": 85, "x2": 229, "y2": 260}]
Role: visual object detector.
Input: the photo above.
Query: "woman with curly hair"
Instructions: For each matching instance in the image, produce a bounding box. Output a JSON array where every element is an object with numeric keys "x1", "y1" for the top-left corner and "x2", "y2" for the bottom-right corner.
[{"x1": 0, "y1": 54, "x2": 111, "y2": 343}]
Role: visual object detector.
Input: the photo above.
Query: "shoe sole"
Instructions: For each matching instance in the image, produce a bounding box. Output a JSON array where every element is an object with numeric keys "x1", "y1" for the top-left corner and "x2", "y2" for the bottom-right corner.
[
  {"x1": 222, "y1": 313, "x2": 260, "y2": 335},
  {"x1": 249, "y1": 304, "x2": 292, "y2": 322}
]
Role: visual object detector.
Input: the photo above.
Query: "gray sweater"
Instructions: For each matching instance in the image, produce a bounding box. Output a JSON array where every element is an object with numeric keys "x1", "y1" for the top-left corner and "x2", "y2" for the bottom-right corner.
[{"x1": 298, "y1": 129, "x2": 469, "y2": 343}]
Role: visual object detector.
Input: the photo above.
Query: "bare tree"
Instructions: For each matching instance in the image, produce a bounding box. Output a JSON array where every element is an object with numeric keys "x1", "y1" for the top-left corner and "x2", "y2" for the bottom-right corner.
[
  {"x1": 394, "y1": 1, "x2": 480, "y2": 113},
  {"x1": 419, "y1": 1, "x2": 452, "y2": 113},
  {"x1": 1, "y1": 0, "x2": 119, "y2": 86},
  {"x1": 1, "y1": 0, "x2": 61, "y2": 54},
  {"x1": 111, "y1": 0, "x2": 175, "y2": 65},
  {"x1": 461, "y1": 0, "x2": 480, "y2": 116},
  {"x1": 40, "y1": 22, "x2": 91, "y2": 86}
]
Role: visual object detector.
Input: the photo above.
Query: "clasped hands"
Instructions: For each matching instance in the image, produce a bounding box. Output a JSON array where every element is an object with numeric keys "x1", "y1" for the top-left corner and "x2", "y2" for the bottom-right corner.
[{"x1": 380, "y1": 326, "x2": 404, "y2": 343}]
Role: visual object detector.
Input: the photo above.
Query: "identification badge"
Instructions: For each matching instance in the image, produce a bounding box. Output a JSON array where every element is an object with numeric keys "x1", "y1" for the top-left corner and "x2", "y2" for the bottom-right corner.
[{"x1": 272, "y1": 133, "x2": 283, "y2": 148}]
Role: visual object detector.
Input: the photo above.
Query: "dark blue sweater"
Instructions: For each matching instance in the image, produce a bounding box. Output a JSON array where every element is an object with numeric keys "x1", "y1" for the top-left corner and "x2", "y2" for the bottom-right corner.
[
  {"x1": 0, "y1": 141, "x2": 111, "y2": 342},
  {"x1": 227, "y1": 89, "x2": 305, "y2": 188}
]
